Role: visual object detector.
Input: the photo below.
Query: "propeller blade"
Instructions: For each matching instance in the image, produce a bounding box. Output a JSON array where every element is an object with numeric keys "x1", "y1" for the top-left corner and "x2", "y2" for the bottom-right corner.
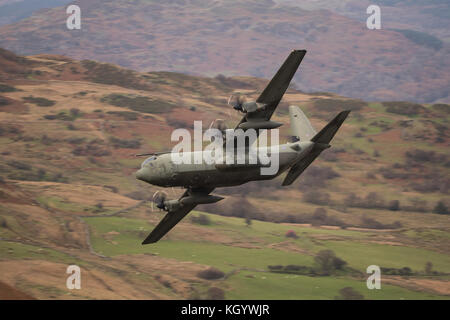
[{"x1": 152, "y1": 190, "x2": 168, "y2": 211}]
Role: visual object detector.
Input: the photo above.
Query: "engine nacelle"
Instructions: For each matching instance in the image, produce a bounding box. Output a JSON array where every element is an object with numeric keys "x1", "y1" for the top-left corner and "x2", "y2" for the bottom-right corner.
[
  {"x1": 164, "y1": 199, "x2": 182, "y2": 212},
  {"x1": 180, "y1": 194, "x2": 224, "y2": 205},
  {"x1": 241, "y1": 101, "x2": 258, "y2": 113},
  {"x1": 238, "y1": 120, "x2": 283, "y2": 130}
]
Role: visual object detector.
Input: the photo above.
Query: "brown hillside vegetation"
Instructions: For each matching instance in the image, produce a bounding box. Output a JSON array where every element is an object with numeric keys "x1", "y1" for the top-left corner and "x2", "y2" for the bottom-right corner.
[
  {"x1": 0, "y1": 49, "x2": 449, "y2": 299},
  {"x1": 0, "y1": 0, "x2": 448, "y2": 103}
]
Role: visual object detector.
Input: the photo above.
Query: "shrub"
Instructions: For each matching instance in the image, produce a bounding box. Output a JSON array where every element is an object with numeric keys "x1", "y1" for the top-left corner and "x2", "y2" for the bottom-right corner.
[
  {"x1": 334, "y1": 287, "x2": 364, "y2": 300},
  {"x1": 314, "y1": 98, "x2": 366, "y2": 113},
  {"x1": 366, "y1": 192, "x2": 384, "y2": 208},
  {"x1": 360, "y1": 216, "x2": 402, "y2": 229},
  {"x1": 285, "y1": 230, "x2": 298, "y2": 239},
  {"x1": 82, "y1": 60, "x2": 149, "y2": 90},
  {"x1": 380, "y1": 267, "x2": 413, "y2": 276},
  {"x1": 44, "y1": 111, "x2": 78, "y2": 121},
  {"x1": 405, "y1": 149, "x2": 447, "y2": 164},
  {"x1": 191, "y1": 214, "x2": 212, "y2": 225},
  {"x1": 66, "y1": 137, "x2": 85, "y2": 145},
  {"x1": 106, "y1": 111, "x2": 139, "y2": 120},
  {"x1": 303, "y1": 191, "x2": 330, "y2": 205},
  {"x1": 0, "y1": 84, "x2": 18, "y2": 92},
  {"x1": 268, "y1": 264, "x2": 316, "y2": 276},
  {"x1": 207, "y1": 287, "x2": 225, "y2": 300},
  {"x1": 425, "y1": 262, "x2": 433, "y2": 274},
  {"x1": 268, "y1": 265, "x2": 283, "y2": 271},
  {"x1": 197, "y1": 267, "x2": 225, "y2": 280},
  {"x1": 70, "y1": 108, "x2": 81, "y2": 118},
  {"x1": 101, "y1": 93, "x2": 174, "y2": 114},
  {"x1": 382, "y1": 101, "x2": 426, "y2": 116},
  {"x1": 0, "y1": 96, "x2": 10, "y2": 106},
  {"x1": 72, "y1": 141, "x2": 111, "y2": 157},
  {"x1": 433, "y1": 201, "x2": 449, "y2": 215},
  {"x1": 7, "y1": 161, "x2": 31, "y2": 171},
  {"x1": 103, "y1": 185, "x2": 118, "y2": 193},
  {"x1": 109, "y1": 137, "x2": 141, "y2": 149},
  {"x1": 388, "y1": 200, "x2": 400, "y2": 211},
  {"x1": 432, "y1": 104, "x2": 450, "y2": 114},
  {"x1": 22, "y1": 96, "x2": 55, "y2": 107}
]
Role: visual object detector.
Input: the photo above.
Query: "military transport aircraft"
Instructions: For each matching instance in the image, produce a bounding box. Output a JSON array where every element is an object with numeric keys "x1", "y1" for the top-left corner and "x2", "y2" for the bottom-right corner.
[{"x1": 135, "y1": 50, "x2": 350, "y2": 244}]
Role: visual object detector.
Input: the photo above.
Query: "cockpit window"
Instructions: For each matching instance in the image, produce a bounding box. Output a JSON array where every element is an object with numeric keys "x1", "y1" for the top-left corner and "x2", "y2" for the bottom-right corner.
[{"x1": 141, "y1": 156, "x2": 156, "y2": 168}]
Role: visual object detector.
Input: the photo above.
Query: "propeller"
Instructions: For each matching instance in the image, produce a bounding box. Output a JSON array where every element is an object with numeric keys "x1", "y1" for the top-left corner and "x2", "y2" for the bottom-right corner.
[
  {"x1": 151, "y1": 190, "x2": 168, "y2": 211},
  {"x1": 228, "y1": 93, "x2": 247, "y2": 112},
  {"x1": 208, "y1": 118, "x2": 228, "y2": 132}
]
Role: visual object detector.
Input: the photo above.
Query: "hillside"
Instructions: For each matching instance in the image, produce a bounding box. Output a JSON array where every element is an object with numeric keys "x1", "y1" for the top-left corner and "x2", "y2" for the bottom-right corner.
[
  {"x1": 277, "y1": 0, "x2": 450, "y2": 42},
  {"x1": 0, "y1": 48, "x2": 449, "y2": 299},
  {"x1": 0, "y1": 0, "x2": 448, "y2": 103}
]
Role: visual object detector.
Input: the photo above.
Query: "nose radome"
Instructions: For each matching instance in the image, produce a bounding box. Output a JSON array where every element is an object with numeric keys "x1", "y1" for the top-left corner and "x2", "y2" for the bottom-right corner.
[{"x1": 136, "y1": 168, "x2": 145, "y2": 181}]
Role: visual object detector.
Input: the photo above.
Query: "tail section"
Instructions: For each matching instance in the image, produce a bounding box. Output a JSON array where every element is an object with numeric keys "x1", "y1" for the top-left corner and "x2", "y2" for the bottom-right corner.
[
  {"x1": 311, "y1": 110, "x2": 351, "y2": 144},
  {"x1": 282, "y1": 110, "x2": 350, "y2": 186},
  {"x1": 289, "y1": 106, "x2": 316, "y2": 141}
]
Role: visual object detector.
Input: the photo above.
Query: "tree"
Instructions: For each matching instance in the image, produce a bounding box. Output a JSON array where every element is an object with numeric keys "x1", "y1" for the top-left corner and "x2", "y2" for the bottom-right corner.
[
  {"x1": 365, "y1": 192, "x2": 385, "y2": 209},
  {"x1": 433, "y1": 201, "x2": 449, "y2": 215},
  {"x1": 332, "y1": 257, "x2": 347, "y2": 270},
  {"x1": 285, "y1": 230, "x2": 298, "y2": 239},
  {"x1": 314, "y1": 250, "x2": 347, "y2": 275},
  {"x1": 388, "y1": 200, "x2": 400, "y2": 211},
  {"x1": 197, "y1": 267, "x2": 225, "y2": 280},
  {"x1": 245, "y1": 217, "x2": 252, "y2": 228}
]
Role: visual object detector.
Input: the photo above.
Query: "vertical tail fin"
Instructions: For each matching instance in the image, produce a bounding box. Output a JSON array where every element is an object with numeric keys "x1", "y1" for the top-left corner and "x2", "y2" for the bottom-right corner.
[
  {"x1": 282, "y1": 110, "x2": 350, "y2": 186},
  {"x1": 289, "y1": 105, "x2": 316, "y2": 141}
]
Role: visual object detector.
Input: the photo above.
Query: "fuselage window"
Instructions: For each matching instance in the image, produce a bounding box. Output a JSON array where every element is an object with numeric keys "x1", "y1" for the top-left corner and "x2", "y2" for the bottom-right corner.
[{"x1": 141, "y1": 156, "x2": 156, "y2": 168}]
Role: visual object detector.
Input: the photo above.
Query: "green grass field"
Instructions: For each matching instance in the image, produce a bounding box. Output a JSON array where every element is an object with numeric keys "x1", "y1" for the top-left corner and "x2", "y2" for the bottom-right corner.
[{"x1": 83, "y1": 211, "x2": 450, "y2": 299}]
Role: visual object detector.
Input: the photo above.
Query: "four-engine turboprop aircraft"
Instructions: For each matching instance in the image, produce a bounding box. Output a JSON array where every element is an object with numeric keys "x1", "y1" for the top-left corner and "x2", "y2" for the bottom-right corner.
[{"x1": 136, "y1": 50, "x2": 350, "y2": 244}]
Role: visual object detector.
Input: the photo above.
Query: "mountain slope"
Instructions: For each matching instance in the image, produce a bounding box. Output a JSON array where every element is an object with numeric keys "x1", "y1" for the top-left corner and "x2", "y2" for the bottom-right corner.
[
  {"x1": 0, "y1": 0, "x2": 448, "y2": 103},
  {"x1": 0, "y1": 49, "x2": 449, "y2": 299}
]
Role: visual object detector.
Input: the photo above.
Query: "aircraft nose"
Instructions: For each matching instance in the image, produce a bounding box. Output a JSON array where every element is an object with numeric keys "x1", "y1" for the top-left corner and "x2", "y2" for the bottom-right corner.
[{"x1": 136, "y1": 168, "x2": 146, "y2": 181}]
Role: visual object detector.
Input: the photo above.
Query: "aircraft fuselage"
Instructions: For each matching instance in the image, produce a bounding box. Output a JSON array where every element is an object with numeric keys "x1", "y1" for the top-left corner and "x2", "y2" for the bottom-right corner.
[{"x1": 136, "y1": 141, "x2": 314, "y2": 188}]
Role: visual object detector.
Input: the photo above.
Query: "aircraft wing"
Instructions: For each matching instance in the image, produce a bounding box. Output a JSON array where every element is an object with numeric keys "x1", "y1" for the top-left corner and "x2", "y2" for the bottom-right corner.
[
  {"x1": 141, "y1": 188, "x2": 213, "y2": 244},
  {"x1": 236, "y1": 50, "x2": 306, "y2": 128}
]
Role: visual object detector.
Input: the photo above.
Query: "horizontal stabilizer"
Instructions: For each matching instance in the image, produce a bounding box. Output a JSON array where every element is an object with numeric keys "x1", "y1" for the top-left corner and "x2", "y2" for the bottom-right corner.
[
  {"x1": 311, "y1": 110, "x2": 350, "y2": 144},
  {"x1": 282, "y1": 149, "x2": 321, "y2": 186},
  {"x1": 282, "y1": 110, "x2": 350, "y2": 186}
]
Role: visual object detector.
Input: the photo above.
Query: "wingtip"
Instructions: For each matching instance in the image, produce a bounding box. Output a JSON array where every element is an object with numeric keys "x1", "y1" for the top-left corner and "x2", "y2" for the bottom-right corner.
[
  {"x1": 141, "y1": 238, "x2": 153, "y2": 245},
  {"x1": 339, "y1": 110, "x2": 351, "y2": 117}
]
